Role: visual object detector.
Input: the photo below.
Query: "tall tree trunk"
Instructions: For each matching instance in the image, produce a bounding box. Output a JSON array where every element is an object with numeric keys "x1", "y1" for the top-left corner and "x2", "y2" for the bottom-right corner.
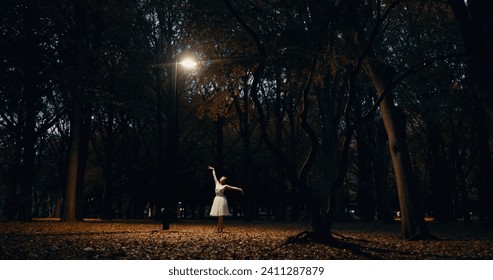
[
  {"x1": 450, "y1": 135, "x2": 469, "y2": 221},
  {"x1": 363, "y1": 60, "x2": 432, "y2": 240},
  {"x1": 316, "y1": 85, "x2": 341, "y2": 238},
  {"x1": 4, "y1": 133, "x2": 23, "y2": 220},
  {"x1": 18, "y1": 92, "x2": 37, "y2": 221},
  {"x1": 101, "y1": 105, "x2": 115, "y2": 220},
  {"x1": 63, "y1": 96, "x2": 82, "y2": 222},
  {"x1": 62, "y1": 0, "x2": 87, "y2": 222},
  {"x1": 4, "y1": 160, "x2": 19, "y2": 220},
  {"x1": 428, "y1": 127, "x2": 455, "y2": 222},
  {"x1": 274, "y1": 71, "x2": 286, "y2": 222},
  {"x1": 355, "y1": 114, "x2": 374, "y2": 221},
  {"x1": 241, "y1": 91, "x2": 253, "y2": 221},
  {"x1": 231, "y1": 81, "x2": 253, "y2": 220},
  {"x1": 15, "y1": 1, "x2": 39, "y2": 222},
  {"x1": 53, "y1": 195, "x2": 62, "y2": 219},
  {"x1": 53, "y1": 140, "x2": 67, "y2": 219},
  {"x1": 473, "y1": 99, "x2": 493, "y2": 224},
  {"x1": 373, "y1": 121, "x2": 394, "y2": 222},
  {"x1": 298, "y1": 77, "x2": 320, "y2": 229},
  {"x1": 76, "y1": 111, "x2": 91, "y2": 220}
]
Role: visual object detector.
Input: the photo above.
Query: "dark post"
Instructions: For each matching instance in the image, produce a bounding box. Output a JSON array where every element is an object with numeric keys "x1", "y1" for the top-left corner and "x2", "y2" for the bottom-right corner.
[{"x1": 163, "y1": 61, "x2": 178, "y2": 230}]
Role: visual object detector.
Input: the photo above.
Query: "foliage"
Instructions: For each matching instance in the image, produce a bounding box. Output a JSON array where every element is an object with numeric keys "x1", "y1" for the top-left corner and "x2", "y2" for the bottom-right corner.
[{"x1": 1, "y1": 220, "x2": 492, "y2": 259}]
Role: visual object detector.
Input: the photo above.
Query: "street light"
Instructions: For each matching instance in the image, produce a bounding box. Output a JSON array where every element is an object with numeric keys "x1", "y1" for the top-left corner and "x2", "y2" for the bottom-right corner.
[
  {"x1": 171, "y1": 57, "x2": 197, "y2": 105},
  {"x1": 163, "y1": 56, "x2": 197, "y2": 230},
  {"x1": 179, "y1": 57, "x2": 198, "y2": 69}
]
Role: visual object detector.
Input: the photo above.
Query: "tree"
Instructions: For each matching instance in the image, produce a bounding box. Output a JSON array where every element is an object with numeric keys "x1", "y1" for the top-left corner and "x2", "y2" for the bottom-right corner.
[
  {"x1": 447, "y1": 0, "x2": 493, "y2": 227},
  {"x1": 61, "y1": 0, "x2": 95, "y2": 222},
  {"x1": 0, "y1": 1, "x2": 64, "y2": 221}
]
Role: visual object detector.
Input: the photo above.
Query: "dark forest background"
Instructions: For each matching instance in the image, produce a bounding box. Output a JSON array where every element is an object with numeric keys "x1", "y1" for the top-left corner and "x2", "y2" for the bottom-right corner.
[{"x1": 1, "y1": 0, "x2": 492, "y2": 240}]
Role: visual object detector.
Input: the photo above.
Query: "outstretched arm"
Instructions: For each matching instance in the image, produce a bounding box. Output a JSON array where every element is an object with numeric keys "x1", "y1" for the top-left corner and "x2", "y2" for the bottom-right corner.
[{"x1": 225, "y1": 185, "x2": 244, "y2": 195}]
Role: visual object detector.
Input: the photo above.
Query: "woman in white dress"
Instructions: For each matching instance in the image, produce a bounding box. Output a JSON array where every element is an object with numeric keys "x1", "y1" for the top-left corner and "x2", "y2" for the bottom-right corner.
[{"x1": 208, "y1": 166, "x2": 244, "y2": 232}]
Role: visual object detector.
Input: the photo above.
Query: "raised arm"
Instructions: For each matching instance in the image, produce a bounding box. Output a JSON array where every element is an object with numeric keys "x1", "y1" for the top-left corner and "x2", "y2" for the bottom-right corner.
[{"x1": 208, "y1": 166, "x2": 219, "y2": 184}]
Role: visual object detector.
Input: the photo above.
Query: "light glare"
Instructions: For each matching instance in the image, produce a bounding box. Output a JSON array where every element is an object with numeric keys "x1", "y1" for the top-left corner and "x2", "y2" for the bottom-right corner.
[{"x1": 179, "y1": 58, "x2": 197, "y2": 69}]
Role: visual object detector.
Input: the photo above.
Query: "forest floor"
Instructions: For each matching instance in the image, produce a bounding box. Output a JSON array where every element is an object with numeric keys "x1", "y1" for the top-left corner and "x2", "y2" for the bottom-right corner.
[{"x1": 0, "y1": 218, "x2": 492, "y2": 260}]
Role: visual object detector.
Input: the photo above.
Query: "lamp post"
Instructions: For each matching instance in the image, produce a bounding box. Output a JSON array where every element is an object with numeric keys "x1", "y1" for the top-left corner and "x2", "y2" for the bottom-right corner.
[{"x1": 163, "y1": 56, "x2": 197, "y2": 230}]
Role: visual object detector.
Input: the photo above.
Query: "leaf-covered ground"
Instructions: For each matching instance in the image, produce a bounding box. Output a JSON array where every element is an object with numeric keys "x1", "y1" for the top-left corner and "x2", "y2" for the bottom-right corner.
[{"x1": 0, "y1": 219, "x2": 492, "y2": 260}]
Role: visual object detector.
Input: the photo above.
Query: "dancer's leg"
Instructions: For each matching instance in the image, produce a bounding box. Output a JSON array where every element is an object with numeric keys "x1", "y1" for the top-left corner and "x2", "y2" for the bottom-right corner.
[{"x1": 218, "y1": 216, "x2": 224, "y2": 232}]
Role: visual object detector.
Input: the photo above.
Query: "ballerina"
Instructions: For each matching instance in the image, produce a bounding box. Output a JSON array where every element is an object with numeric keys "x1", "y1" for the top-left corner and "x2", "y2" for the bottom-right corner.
[{"x1": 208, "y1": 166, "x2": 244, "y2": 232}]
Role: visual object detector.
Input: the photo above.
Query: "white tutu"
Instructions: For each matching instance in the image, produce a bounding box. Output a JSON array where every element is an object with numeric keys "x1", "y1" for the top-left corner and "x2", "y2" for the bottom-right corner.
[{"x1": 209, "y1": 195, "x2": 231, "y2": 216}]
